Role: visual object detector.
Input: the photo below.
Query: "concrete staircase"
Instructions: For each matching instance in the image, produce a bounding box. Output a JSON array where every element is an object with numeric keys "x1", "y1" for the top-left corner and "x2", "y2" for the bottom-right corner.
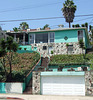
[
  {"x1": 41, "y1": 57, "x2": 49, "y2": 69},
  {"x1": 23, "y1": 57, "x2": 49, "y2": 94},
  {"x1": 23, "y1": 78, "x2": 32, "y2": 94}
]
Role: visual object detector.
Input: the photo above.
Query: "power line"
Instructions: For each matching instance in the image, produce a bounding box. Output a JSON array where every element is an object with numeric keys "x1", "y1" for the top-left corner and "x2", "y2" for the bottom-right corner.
[
  {"x1": 0, "y1": 2, "x2": 62, "y2": 13},
  {"x1": 0, "y1": 14, "x2": 93, "y2": 23},
  {"x1": 74, "y1": 16, "x2": 93, "y2": 23},
  {"x1": 50, "y1": 16, "x2": 93, "y2": 28}
]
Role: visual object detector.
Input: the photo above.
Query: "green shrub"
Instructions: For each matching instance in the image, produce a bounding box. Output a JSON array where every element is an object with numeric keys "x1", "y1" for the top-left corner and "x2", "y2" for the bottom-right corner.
[
  {"x1": 50, "y1": 54, "x2": 86, "y2": 64},
  {"x1": 51, "y1": 51, "x2": 54, "y2": 54},
  {"x1": 12, "y1": 71, "x2": 25, "y2": 82}
]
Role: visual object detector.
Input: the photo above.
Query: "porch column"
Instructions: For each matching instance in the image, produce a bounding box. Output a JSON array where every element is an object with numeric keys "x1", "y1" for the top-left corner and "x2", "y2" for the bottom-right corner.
[
  {"x1": 23, "y1": 33, "x2": 25, "y2": 45},
  {"x1": 14, "y1": 33, "x2": 16, "y2": 42}
]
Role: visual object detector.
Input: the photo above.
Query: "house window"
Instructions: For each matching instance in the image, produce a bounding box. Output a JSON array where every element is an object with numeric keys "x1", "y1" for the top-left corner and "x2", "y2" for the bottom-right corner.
[
  {"x1": 35, "y1": 33, "x2": 48, "y2": 43},
  {"x1": 49, "y1": 32, "x2": 54, "y2": 43},
  {"x1": 78, "y1": 30, "x2": 83, "y2": 41},
  {"x1": 29, "y1": 34, "x2": 34, "y2": 44},
  {"x1": 68, "y1": 45, "x2": 73, "y2": 53},
  {"x1": 43, "y1": 46, "x2": 47, "y2": 50}
]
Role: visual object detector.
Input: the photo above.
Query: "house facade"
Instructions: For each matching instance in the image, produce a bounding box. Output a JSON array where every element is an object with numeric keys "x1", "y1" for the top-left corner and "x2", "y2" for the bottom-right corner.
[{"x1": 28, "y1": 28, "x2": 89, "y2": 56}]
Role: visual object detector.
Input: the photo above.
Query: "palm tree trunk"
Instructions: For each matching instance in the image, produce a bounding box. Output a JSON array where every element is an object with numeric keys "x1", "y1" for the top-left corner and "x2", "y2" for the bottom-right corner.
[{"x1": 69, "y1": 22, "x2": 71, "y2": 28}]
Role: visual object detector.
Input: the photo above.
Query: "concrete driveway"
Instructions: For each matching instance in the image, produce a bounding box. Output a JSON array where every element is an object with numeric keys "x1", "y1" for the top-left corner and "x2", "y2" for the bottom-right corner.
[{"x1": 0, "y1": 94, "x2": 93, "y2": 100}]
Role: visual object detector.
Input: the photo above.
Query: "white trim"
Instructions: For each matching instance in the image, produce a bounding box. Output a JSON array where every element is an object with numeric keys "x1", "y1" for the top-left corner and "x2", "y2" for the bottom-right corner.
[
  {"x1": 34, "y1": 34, "x2": 35, "y2": 44},
  {"x1": 48, "y1": 33, "x2": 50, "y2": 43},
  {"x1": 48, "y1": 32, "x2": 55, "y2": 43}
]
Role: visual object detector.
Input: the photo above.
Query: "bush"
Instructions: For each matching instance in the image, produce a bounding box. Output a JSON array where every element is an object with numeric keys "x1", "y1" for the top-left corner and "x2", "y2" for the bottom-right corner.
[
  {"x1": 50, "y1": 54, "x2": 87, "y2": 64},
  {"x1": 12, "y1": 71, "x2": 25, "y2": 82},
  {"x1": 51, "y1": 51, "x2": 54, "y2": 54}
]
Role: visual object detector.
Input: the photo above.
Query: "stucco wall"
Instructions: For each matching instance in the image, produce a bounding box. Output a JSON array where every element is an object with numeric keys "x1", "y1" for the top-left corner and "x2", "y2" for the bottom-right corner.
[
  {"x1": 55, "y1": 30, "x2": 78, "y2": 43},
  {"x1": 0, "y1": 83, "x2": 23, "y2": 94}
]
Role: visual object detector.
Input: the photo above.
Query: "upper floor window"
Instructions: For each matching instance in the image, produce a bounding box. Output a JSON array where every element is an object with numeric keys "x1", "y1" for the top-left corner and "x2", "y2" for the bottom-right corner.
[{"x1": 78, "y1": 30, "x2": 83, "y2": 41}]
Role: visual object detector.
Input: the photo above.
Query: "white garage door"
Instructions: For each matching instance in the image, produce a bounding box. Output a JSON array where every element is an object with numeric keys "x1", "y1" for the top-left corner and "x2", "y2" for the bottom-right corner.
[{"x1": 41, "y1": 76, "x2": 85, "y2": 95}]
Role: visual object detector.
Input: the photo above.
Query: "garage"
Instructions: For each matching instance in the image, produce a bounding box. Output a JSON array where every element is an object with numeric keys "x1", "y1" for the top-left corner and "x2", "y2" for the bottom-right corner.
[{"x1": 41, "y1": 75, "x2": 85, "y2": 95}]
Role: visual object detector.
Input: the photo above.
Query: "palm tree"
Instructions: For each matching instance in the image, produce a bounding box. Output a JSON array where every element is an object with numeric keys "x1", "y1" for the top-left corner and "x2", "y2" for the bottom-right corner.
[
  {"x1": 62, "y1": 0, "x2": 77, "y2": 28},
  {"x1": 19, "y1": 22, "x2": 29, "y2": 30}
]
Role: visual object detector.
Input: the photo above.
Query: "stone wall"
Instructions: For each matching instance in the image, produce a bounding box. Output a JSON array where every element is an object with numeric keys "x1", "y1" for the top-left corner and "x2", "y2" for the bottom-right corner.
[
  {"x1": 32, "y1": 71, "x2": 93, "y2": 96},
  {"x1": 31, "y1": 42, "x2": 85, "y2": 57},
  {"x1": 32, "y1": 72, "x2": 40, "y2": 95},
  {"x1": 85, "y1": 71, "x2": 93, "y2": 96}
]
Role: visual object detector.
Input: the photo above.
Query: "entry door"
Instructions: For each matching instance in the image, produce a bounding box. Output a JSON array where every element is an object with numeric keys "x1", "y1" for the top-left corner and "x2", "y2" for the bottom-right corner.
[
  {"x1": 48, "y1": 46, "x2": 53, "y2": 54},
  {"x1": 41, "y1": 76, "x2": 85, "y2": 95}
]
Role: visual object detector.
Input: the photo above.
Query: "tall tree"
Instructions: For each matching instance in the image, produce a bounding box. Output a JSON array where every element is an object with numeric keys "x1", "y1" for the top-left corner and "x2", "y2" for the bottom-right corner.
[
  {"x1": 62, "y1": 0, "x2": 76, "y2": 28},
  {"x1": 19, "y1": 22, "x2": 29, "y2": 30},
  {"x1": 0, "y1": 36, "x2": 18, "y2": 81},
  {"x1": 0, "y1": 39, "x2": 7, "y2": 78}
]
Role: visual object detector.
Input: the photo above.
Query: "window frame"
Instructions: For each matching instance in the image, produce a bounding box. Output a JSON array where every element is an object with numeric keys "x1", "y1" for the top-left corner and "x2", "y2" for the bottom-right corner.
[
  {"x1": 78, "y1": 30, "x2": 83, "y2": 41},
  {"x1": 29, "y1": 34, "x2": 35, "y2": 44},
  {"x1": 48, "y1": 32, "x2": 55, "y2": 43},
  {"x1": 35, "y1": 33, "x2": 48, "y2": 43}
]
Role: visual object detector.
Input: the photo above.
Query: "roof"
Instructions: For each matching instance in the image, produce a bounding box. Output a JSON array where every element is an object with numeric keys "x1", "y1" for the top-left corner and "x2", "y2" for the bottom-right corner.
[
  {"x1": 28, "y1": 27, "x2": 87, "y2": 33},
  {"x1": 6, "y1": 29, "x2": 37, "y2": 34}
]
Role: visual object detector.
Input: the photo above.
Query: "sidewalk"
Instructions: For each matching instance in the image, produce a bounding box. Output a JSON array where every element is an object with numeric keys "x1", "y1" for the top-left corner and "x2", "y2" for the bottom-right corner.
[{"x1": 0, "y1": 94, "x2": 93, "y2": 100}]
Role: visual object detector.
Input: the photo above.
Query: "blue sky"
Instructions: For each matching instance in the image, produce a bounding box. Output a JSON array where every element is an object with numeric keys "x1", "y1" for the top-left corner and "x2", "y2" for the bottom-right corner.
[{"x1": 0, "y1": 0, "x2": 93, "y2": 30}]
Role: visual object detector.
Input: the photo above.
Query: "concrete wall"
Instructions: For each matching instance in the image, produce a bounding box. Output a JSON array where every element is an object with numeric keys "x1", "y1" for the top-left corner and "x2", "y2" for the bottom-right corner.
[{"x1": 0, "y1": 83, "x2": 23, "y2": 94}]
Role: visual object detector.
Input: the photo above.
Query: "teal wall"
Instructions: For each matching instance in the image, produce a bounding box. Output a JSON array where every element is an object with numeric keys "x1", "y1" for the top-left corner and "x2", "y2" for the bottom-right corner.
[
  {"x1": 19, "y1": 45, "x2": 32, "y2": 51},
  {"x1": 0, "y1": 83, "x2": 6, "y2": 93},
  {"x1": 28, "y1": 29, "x2": 87, "y2": 45},
  {"x1": 17, "y1": 45, "x2": 33, "y2": 53},
  {"x1": 55, "y1": 29, "x2": 85, "y2": 43}
]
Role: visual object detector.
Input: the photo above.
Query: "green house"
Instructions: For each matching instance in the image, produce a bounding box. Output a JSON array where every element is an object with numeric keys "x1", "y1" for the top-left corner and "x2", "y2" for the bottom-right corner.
[{"x1": 28, "y1": 27, "x2": 90, "y2": 55}]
